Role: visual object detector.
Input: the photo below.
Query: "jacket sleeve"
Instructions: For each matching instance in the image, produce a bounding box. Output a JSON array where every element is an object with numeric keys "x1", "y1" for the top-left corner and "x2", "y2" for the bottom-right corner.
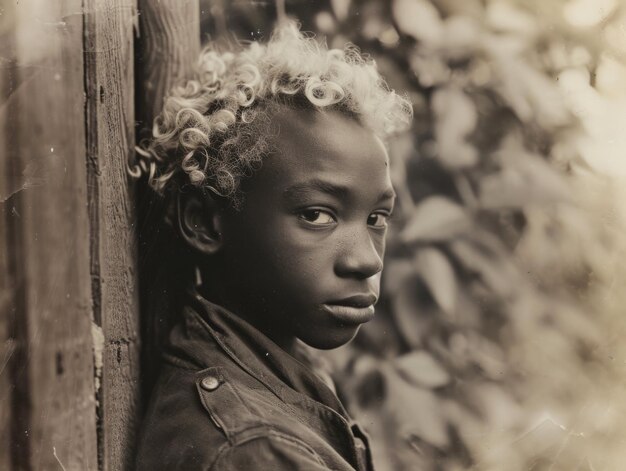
[{"x1": 209, "y1": 431, "x2": 332, "y2": 471}]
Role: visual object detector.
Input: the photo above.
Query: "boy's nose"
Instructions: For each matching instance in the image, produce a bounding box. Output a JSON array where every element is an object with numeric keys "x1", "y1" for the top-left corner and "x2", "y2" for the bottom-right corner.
[{"x1": 335, "y1": 230, "x2": 384, "y2": 280}]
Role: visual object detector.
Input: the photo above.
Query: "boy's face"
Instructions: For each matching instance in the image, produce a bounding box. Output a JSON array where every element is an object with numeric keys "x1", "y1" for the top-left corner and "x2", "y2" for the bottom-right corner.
[{"x1": 216, "y1": 105, "x2": 394, "y2": 350}]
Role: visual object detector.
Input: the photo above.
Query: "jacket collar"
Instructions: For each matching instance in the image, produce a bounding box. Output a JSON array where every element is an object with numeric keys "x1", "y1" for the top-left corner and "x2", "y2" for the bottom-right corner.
[{"x1": 164, "y1": 290, "x2": 351, "y2": 421}]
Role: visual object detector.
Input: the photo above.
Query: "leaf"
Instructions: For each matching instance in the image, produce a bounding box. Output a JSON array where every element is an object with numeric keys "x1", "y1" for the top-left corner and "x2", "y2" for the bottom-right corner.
[
  {"x1": 486, "y1": 2, "x2": 539, "y2": 37},
  {"x1": 441, "y1": 398, "x2": 483, "y2": 441},
  {"x1": 488, "y1": 48, "x2": 570, "y2": 128},
  {"x1": 401, "y1": 196, "x2": 471, "y2": 242},
  {"x1": 395, "y1": 350, "x2": 450, "y2": 388},
  {"x1": 410, "y1": 54, "x2": 450, "y2": 88},
  {"x1": 392, "y1": 0, "x2": 443, "y2": 45},
  {"x1": 330, "y1": 0, "x2": 351, "y2": 21},
  {"x1": 432, "y1": 87, "x2": 478, "y2": 168},
  {"x1": 414, "y1": 247, "x2": 457, "y2": 314},
  {"x1": 479, "y1": 146, "x2": 571, "y2": 209},
  {"x1": 390, "y1": 277, "x2": 433, "y2": 348},
  {"x1": 383, "y1": 259, "x2": 414, "y2": 295},
  {"x1": 389, "y1": 271, "x2": 451, "y2": 350},
  {"x1": 450, "y1": 238, "x2": 521, "y2": 298},
  {"x1": 465, "y1": 335, "x2": 507, "y2": 381},
  {"x1": 441, "y1": 16, "x2": 480, "y2": 60},
  {"x1": 384, "y1": 367, "x2": 449, "y2": 448},
  {"x1": 479, "y1": 167, "x2": 567, "y2": 209},
  {"x1": 354, "y1": 368, "x2": 386, "y2": 410},
  {"x1": 472, "y1": 382, "x2": 520, "y2": 425},
  {"x1": 433, "y1": 87, "x2": 477, "y2": 137}
]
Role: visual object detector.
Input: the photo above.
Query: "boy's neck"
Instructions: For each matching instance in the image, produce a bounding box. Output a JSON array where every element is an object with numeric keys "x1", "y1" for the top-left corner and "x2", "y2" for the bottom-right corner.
[{"x1": 197, "y1": 281, "x2": 299, "y2": 357}]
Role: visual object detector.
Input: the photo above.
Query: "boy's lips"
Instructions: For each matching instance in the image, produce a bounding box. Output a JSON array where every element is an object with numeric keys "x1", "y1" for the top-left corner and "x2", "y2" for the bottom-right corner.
[{"x1": 321, "y1": 293, "x2": 378, "y2": 325}]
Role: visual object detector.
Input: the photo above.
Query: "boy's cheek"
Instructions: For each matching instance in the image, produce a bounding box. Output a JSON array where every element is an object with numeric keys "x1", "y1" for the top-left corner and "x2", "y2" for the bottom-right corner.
[{"x1": 264, "y1": 223, "x2": 336, "y2": 256}]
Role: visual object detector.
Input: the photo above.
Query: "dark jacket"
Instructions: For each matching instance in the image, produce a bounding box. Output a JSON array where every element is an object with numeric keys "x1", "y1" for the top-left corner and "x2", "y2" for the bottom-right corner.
[{"x1": 135, "y1": 292, "x2": 375, "y2": 470}]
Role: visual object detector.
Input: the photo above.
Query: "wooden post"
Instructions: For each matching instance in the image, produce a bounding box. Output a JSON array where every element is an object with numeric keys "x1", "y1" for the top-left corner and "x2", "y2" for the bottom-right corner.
[
  {"x1": 0, "y1": 1, "x2": 99, "y2": 469},
  {"x1": 83, "y1": 1, "x2": 141, "y2": 470},
  {"x1": 137, "y1": 0, "x2": 201, "y2": 122},
  {"x1": 0, "y1": 6, "x2": 17, "y2": 465},
  {"x1": 135, "y1": 0, "x2": 200, "y2": 403},
  {"x1": 0, "y1": 1, "x2": 141, "y2": 470},
  {"x1": 0, "y1": 1, "x2": 198, "y2": 468}
]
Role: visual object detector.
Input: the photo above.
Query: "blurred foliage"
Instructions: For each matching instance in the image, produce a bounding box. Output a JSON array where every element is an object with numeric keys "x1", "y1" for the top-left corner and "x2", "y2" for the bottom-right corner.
[{"x1": 201, "y1": 1, "x2": 626, "y2": 469}]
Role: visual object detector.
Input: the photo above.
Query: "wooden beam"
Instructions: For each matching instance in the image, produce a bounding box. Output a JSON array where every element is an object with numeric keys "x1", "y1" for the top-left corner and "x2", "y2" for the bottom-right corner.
[
  {"x1": 0, "y1": 1, "x2": 99, "y2": 469},
  {"x1": 83, "y1": 1, "x2": 141, "y2": 470},
  {"x1": 137, "y1": 0, "x2": 201, "y2": 123},
  {"x1": 1, "y1": 1, "x2": 143, "y2": 469},
  {"x1": 0, "y1": 6, "x2": 17, "y2": 467},
  {"x1": 135, "y1": 0, "x2": 200, "y2": 404}
]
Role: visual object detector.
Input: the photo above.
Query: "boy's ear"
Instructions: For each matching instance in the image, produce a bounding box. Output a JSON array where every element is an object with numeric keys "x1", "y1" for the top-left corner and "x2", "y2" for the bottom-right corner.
[{"x1": 177, "y1": 187, "x2": 225, "y2": 255}]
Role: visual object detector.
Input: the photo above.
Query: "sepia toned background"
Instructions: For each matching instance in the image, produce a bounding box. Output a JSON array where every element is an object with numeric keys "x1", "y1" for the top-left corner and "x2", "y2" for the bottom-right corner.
[{"x1": 2, "y1": 0, "x2": 626, "y2": 470}]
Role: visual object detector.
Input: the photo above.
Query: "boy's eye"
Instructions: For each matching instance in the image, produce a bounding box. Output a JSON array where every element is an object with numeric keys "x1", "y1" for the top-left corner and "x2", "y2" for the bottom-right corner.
[
  {"x1": 299, "y1": 209, "x2": 336, "y2": 225},
  {"x1": 367, "y1": 213, "x2": 389, "y2": 228}
]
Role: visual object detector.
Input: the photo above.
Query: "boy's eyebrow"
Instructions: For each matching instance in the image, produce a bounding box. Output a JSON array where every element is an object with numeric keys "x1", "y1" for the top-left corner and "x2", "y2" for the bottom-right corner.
[
  {"x1": 283, "y1": 178, "x2": 396, "y2": 203},
  {"x1": 284, "y1": 179, "x2": 350, "y2": 200}
]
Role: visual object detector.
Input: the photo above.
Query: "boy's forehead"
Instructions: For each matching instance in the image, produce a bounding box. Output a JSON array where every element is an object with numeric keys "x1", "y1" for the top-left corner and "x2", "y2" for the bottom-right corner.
[
  {"x1": 269, "y1": 105, "x2": 388, "y2": 168},
  {"x1": 240, "y1": 104, "x2": 392, "y2": 202}
]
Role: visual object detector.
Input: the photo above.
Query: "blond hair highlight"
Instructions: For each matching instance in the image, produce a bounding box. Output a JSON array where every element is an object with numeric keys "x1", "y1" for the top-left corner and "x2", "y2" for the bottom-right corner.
[{"x1": 133, "y1": 20, "x2": 413, "y2": 209}]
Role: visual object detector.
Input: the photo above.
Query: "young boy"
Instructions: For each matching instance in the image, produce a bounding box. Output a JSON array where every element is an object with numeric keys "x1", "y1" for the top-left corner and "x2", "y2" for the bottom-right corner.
[{"x1": 134, "y1": 21, "x2": 412, "y2": 470}]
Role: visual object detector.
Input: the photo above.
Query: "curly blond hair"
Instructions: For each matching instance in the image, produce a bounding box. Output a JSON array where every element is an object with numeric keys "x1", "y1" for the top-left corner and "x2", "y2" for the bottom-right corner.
[{"x1": 133, "y1": 20, "x2": 413, "y2": 209}]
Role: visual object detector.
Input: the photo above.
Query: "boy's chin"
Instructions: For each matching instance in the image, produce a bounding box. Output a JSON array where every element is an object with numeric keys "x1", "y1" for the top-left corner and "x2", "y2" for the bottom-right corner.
[{"x1": 298, "y1": 326, "x2": 361, "y2": 350}]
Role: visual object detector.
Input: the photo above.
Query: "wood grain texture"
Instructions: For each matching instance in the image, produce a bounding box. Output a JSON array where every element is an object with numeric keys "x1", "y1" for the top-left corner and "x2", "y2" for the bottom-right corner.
[
  {"x1": 83, "y1": 1, "x2": 141, "y2": 470},
  {"x1": 0, "y1": 170, "x2": 13, "y2": 471},
  {"x1": 0, "y1": 1, "x2": 99, "y2": 469},
  {"x1": 135, "y1": 0, "x2": 200, "y2": 405},
  {"x1": 0, "y1": 6, "x2": 17, "y2": 467},
  {"x1": 137, "y1": 0, "x2": 200, "y2": 124}
]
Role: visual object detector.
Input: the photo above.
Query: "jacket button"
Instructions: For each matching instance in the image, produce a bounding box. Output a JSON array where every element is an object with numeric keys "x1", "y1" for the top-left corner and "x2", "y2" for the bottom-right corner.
[{"x1": 201, "y1": 376, "x2": 220, "y2": 391}]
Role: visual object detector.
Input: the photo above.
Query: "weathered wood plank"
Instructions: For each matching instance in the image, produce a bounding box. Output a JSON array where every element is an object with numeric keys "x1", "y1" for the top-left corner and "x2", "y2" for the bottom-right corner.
[
  {"x1": 0, "y1": 6, "x2": 17, "y2": 467},
  {"x1": 0, "y1": 191, "x2": 13, "y2": 471},
  {"x1": 137, "y1": 0, "x2": 201, "y2": 122},
  {"x1": 135, "y1": 0, "x2": 200, "y2": 402},
  {"x1": 0, "y1": 0, "x2": 99, "y2": 469},
  {"x1": 83, "y1": 1, "x2": 141, "y2": 470}
]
